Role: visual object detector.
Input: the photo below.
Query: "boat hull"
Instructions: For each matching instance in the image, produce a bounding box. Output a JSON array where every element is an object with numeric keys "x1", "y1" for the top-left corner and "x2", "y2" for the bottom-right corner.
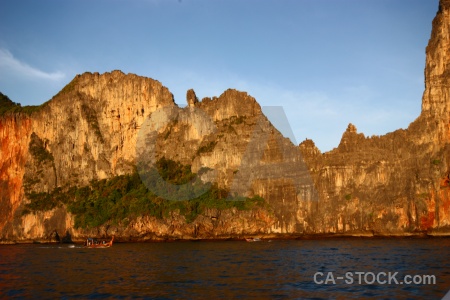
[{"x1": 84, "y1": 236, "x2": 114, "y2": 248}]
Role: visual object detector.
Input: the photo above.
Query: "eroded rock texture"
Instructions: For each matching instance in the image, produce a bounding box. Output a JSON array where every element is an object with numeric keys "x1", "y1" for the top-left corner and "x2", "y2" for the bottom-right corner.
[
  {"x1": 1, "y1": 0, "x2": 449, "y2": 242},
  {"x1": 300, "y1": 0, "x2": 450, "y2": 235}
]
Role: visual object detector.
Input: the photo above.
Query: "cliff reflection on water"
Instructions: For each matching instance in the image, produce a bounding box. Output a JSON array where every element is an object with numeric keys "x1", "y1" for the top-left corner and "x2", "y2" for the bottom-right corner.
[{"x1": 0, "y1": 238, "x2": 449, "y2": 299}]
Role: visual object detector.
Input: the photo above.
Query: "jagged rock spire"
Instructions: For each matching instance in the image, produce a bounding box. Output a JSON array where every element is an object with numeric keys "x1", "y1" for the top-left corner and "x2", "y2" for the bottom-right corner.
[{"x1": 186, "y1": 89, "x2": 198, "y2": 107}]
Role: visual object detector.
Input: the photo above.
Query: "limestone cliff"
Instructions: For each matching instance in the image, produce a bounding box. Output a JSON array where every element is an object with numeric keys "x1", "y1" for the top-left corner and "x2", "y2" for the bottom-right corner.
[
  {"x1": 1, "y1": 71, "x2": 177, "y2": 241},
  {"x1": 299, "y1": 0, "x2": 450, "y2": 234},
  {"x1": 0, "y1": 112, "x2": 32, "y2": 235},
  {"x1": 0, "y1": 0, "x2": 449, "y2": 242}
]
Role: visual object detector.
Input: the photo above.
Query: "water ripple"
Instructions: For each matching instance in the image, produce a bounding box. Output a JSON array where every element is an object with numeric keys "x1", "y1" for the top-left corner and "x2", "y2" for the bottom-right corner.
[{"x1": 0, "y1": 239, "x2": 449, "y2": 299}]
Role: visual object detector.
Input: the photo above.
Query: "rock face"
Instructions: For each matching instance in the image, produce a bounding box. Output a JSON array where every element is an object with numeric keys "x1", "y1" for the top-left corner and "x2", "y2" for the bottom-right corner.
[
  {"x1": 299, "y1": 0, "x2": 450, "y2": 234},
  {"x1": 186, "y1": 89, "x2": 198, "y2": 107},
  {"x1": 1, "y1": 71, "x2": 177, "y2": 241},
  {"x1": 0, "y1": 1, "x2": 449, "y2": 242},
  {"x1": 0, "y1": 114, "x2": 32, "y2": 235}
]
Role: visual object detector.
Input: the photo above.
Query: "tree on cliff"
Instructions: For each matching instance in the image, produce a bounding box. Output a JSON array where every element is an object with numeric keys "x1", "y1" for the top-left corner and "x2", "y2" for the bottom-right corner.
[{"x1": 0, "y1": 92, "x2": 21, "y2": 114}]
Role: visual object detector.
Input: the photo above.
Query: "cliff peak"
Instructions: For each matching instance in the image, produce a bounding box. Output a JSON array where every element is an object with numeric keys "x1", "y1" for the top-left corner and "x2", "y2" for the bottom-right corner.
[
  {"x1": 440, "y1": 0, "x2": 450, "y2": 10},
  {"x1": 346, "y1": 123, "x2": 357, "y2": 133},
  {"x1": 0, "y1": 92, "x2": 19, "y2": 113},
  {"x1": 186, "y1": 89, "x2": 198, "y2": 107},
  {"x1": 299, "y1": 138, "x2": 321, "y2": 158}
]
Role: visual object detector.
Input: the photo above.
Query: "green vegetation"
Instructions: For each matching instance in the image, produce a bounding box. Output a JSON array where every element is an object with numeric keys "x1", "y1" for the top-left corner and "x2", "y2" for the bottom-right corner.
[
  {"x1": 0, "y1": 93, "x2": 19, "y2": 113},
  {"x1": 162, "y1": 119, "x2": 178, "y2": 140},
  {"x1": 344, "y1": 194, "x2": 352, "y2": 201},
  {"x1": 418, "y1": 192, "x2": 430, "y2": 199},
  {"x1": 431, "y1": 159, "x2": 441, "y2": 165},
  {"x1": 52, "y1": 77, "x2": 78, "y2": 99},
  {"x1": 0, "y1": 92, "x2": 42, "y2": 116},
  {"x1": 29, "y1": 133, "x2": 54, "y2": 164},
  {"x1": 0, "y1": 78, "x2": 79, "y2": 116},
  {"x1": 58, "y1": 79, "x2": 76, "y2": 95},
  {"x1": 22, "y1": 187, "x2": 70, "y2": 215},
  {"x1": 196, "y1": 141, "x2": 217, "y2": 156},
  {"x1": 230, "y1": 115, "x2": 246, "y2": 125},
  {"x1": 23, "y1": 158, "x2": 269, "y2": 229},
  {"x1": 154, "y1": 157, "x2": 195, "y2": 184},
  {"x1": 81, "y1": 104, "x2": 103, "y2": 142}
]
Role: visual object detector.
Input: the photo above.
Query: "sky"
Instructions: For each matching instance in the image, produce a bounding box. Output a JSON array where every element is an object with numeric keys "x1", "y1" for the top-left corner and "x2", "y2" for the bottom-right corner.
[{"x1": 0, "y1": 0, "x2": 439, "y2": 152}]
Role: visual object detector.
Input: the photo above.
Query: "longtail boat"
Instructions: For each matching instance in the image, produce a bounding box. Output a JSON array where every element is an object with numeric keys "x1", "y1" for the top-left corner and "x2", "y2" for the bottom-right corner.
[
  {"x1": 84, "y1": 236, "x2": 114, "y2": 248},
  {"x1": 245, "y1": 237, "x2": 261, "y2": 242}
]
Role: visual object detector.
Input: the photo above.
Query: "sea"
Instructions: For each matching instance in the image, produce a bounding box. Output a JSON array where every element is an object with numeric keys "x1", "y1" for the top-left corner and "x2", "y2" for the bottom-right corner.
[{"x1": 1, "y1": 238, "x2": 449, "y2": 299}]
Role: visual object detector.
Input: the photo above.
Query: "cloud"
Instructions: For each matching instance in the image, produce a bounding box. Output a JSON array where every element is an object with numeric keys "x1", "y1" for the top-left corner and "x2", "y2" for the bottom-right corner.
[{"x1": 0, "y1": 48, "x2": 65, "y2": 81}]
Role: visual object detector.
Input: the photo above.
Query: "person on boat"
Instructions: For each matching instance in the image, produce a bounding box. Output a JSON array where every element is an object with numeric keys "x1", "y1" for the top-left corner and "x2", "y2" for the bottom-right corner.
[{"x1": 86, "y1": 238, "x2": 94, "y2": 246}]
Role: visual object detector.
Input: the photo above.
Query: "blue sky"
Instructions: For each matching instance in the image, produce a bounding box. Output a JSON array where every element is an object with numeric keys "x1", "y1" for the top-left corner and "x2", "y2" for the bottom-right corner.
[{"x1": 0, "y1": 0, "x2": 439, "y2": 151}]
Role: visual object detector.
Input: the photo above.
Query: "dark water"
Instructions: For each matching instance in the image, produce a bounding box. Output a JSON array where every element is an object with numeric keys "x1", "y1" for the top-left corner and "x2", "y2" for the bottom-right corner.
[{"x1": 1, "y1": 238, "x2": 449, "y2": 299}]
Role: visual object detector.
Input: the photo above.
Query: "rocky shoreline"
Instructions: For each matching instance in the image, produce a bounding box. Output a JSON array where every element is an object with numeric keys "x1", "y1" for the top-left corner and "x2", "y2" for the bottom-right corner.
[{"x1": 2, "y1": 231, "x2": 450, "y2": 245}]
